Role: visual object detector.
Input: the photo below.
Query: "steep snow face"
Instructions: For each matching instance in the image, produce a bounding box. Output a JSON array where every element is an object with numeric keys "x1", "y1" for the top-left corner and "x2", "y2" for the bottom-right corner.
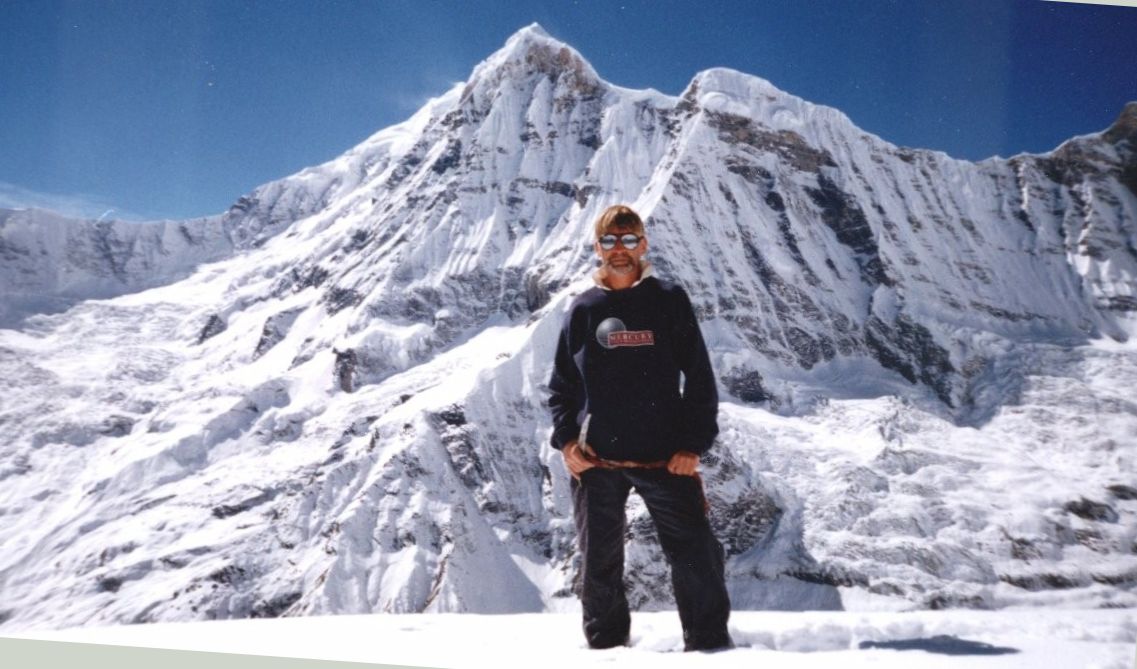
[
  {"x1": 0, "y1": 24, "x2": 1135, "y2": 631},
  {"x1": 645, "y1": 71, "x2": 1136, "y2": 416},
  {"x1": 0, "y1": 209, "x2": 232, "y2": 327}
]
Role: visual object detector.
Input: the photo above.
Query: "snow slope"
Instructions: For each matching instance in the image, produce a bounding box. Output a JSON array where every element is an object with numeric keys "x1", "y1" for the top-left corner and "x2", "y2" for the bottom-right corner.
[{"x1": 12, "y1": 610, "x2": 1137, "y2": 669}]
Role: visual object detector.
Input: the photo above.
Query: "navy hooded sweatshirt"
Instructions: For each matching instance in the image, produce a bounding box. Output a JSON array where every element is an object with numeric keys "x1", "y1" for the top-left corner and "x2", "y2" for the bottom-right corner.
[{"x1": 547, "y1": 273, "x2": 719, "y2": 462}]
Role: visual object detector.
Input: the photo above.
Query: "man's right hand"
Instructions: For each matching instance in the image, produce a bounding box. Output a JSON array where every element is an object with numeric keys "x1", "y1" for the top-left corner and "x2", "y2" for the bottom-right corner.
[{"x1": 562, "y1": 440, "x2": 596, "y2": 479}]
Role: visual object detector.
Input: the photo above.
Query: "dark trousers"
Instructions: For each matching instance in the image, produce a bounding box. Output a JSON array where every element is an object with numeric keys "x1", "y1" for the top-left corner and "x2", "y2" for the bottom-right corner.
[{"x1": 570, "y1": 467, "x2": 731, "y2": 649}]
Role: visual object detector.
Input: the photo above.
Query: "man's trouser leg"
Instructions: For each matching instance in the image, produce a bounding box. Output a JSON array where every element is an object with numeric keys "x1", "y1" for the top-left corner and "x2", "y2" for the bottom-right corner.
[
  {"x1": 571, "y1": 468, "x2": 631, "y2": 648},
  {"x1": 628, "y1": 469, "x2": 732, "y2": 651}
]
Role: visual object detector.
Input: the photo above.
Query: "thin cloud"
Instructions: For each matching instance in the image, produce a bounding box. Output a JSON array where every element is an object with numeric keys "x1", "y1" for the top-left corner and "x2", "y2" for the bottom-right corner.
[
  {"x1": 389, "y1": 84, "x2": 463, "y2": 116},
  {"x1": 0, "y1": 182, "x2": 152, "y2": 222}
]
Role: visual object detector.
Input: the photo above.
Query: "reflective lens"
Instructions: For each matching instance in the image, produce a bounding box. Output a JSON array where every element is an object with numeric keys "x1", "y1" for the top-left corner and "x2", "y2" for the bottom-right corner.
[{"x1": 598, "y1": 233, "x2": 642, "y2": 250}]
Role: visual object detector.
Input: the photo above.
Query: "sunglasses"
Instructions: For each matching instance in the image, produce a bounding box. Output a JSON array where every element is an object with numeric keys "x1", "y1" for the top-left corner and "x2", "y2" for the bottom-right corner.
[{"x1": 598, "y1": 233, "x2": 643, "y2": 251}]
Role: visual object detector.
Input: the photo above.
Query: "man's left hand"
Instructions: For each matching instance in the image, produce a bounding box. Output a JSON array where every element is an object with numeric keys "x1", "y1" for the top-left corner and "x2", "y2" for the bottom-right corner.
[{"x1": 667, "y1": 450, "x2": 699, "y2": 476}]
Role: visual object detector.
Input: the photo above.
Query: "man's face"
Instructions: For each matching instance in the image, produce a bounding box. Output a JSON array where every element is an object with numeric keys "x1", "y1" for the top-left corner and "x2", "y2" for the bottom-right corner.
[{"x1": 594, "y1": 226, "x2": 648, "y2": 277}]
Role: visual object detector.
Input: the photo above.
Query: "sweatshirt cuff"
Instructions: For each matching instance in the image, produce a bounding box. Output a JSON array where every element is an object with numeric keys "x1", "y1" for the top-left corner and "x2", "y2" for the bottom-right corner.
[
  {"x1": 682, "y1": 433, "x2": 716, "y2": 456},
  {"x1": 688, "y1": 442, "x2": 712, "y2": 456},
  {"x1": 551, "y1": 426, "x2": 579, "y2": 450}
]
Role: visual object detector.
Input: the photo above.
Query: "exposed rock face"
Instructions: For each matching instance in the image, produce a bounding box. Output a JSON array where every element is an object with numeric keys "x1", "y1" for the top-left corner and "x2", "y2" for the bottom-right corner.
[
  {"x1": 333, "y1": 349, "x2": 358, "y2": 393},
  {"x1": 196, "y1": 314, "x2": 227, "y2": 345},
  {"x1": 0, "y1": 24, "x2": 1134, "y2": 630},
  {"x1": 253, "y1": 308, "x2": 305, "y2": 359}
]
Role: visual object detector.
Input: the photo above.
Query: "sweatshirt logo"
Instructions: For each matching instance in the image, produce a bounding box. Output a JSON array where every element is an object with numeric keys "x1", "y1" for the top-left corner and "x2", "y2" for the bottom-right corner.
[{"x1": 596, "y1": 317, "x2": 655, "y2": 349}]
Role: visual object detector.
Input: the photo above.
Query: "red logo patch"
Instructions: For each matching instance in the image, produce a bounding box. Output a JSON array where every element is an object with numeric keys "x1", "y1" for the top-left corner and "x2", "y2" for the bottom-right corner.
[{"x1": 607, "y1": 330, "x2": 655, "y2": 347}]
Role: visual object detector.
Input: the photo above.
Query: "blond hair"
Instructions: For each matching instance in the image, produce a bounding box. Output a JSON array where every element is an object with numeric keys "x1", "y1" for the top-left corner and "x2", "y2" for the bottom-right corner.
[{"x1": 593, "y1": 204, "x2": 644, "y2": 240}]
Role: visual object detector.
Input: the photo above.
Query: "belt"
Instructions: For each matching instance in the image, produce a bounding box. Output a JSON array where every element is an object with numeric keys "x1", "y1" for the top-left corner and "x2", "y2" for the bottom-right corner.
[{"x1": 578, "y1": 442, "x2": 709, "y2": 513}]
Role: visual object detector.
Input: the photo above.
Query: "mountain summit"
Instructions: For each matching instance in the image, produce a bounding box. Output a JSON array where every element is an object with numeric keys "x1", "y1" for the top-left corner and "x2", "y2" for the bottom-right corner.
[
  {"x1": 1, "y1": 26, "x2": 1135, "y2": 630},
  {"x1": 469, "y1": 22, "x2": 600, "y2": 88}
]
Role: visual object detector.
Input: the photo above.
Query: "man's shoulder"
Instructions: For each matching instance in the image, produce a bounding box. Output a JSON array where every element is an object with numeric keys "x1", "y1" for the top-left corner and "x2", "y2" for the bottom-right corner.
[
  {"x1": 644, "y1": 276, "x2": 690, "y2": 301},
  {"x1": 567, "y1": 286, "x2": 607, "y2": 311}
]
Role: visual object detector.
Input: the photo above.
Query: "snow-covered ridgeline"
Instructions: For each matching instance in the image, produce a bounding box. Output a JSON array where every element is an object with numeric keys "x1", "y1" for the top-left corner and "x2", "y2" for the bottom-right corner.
[{"x1": 0, "y1": 24, "x2": 1134, "y2": 631}]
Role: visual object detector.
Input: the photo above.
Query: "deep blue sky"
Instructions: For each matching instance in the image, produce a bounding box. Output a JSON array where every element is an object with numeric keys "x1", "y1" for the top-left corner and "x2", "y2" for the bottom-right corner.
[{"x1": 1, "y1": 0, "x2": 1134, "y2": 221}]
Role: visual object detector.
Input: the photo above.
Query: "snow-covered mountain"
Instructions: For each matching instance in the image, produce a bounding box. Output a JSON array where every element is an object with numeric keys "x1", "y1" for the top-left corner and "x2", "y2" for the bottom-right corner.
[{"x1": 1, "y1": 24, "x2": 1135, "y2": 631}]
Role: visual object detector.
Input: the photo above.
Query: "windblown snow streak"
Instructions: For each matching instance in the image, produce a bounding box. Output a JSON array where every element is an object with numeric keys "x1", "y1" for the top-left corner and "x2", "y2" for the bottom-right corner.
[{"x1": 0, "y1": 25, "x2": 1134, "y2": 630}]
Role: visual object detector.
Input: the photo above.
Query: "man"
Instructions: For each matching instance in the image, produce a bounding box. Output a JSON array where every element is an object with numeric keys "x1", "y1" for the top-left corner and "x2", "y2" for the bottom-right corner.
[{"x1": 547, "y1": 204, "x2": 732, "y2": 651}]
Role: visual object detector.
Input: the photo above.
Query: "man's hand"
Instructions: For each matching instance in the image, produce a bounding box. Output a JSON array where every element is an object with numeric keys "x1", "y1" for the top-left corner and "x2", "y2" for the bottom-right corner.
[
  {"x1": 666, "y1": 450, "x2": 699, "y2": 477},
  {"x1": 562, "y1": 440, "x2": 596, "y2": 479}
]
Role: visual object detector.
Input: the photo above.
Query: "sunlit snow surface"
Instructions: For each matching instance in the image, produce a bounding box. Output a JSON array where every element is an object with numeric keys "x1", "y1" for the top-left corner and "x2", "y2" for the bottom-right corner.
[{"x1": 13, "y1": 610, "x2": 1137, "y2": 668}]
